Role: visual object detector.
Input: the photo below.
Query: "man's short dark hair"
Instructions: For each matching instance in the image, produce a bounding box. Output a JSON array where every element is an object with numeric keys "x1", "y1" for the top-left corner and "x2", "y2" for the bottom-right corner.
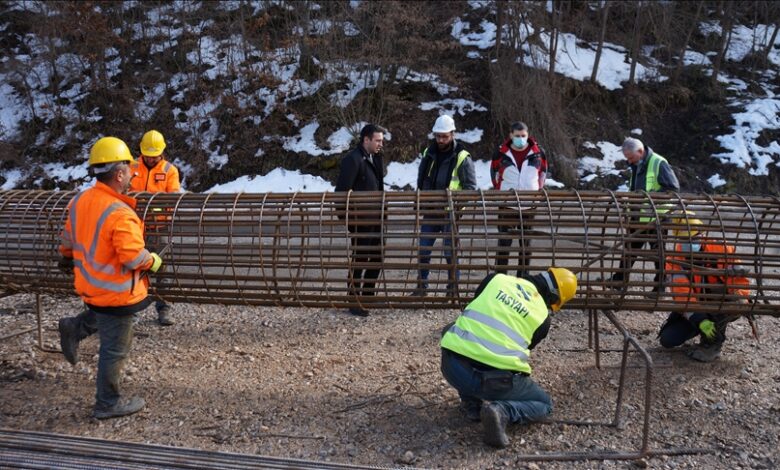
[
  {"x1": 92, "y1": 163, "x2": 124, "y2": 183},
  {"x1": 360, "y1": 124, "x2": 386, "y2": 142},
  {"x1": 510, "y1": 122, "x2": 529, "y2": 133}
]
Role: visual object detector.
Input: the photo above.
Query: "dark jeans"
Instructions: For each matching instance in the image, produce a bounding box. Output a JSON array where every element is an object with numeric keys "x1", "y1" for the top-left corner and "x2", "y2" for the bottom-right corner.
[
  {"x1": 613, "y1": 228, "x2": 661, "y2": 284},
  {"x1": 348, "y1": 225, "x2": 382, "y2": 296},
  {"x1": 69, "y1": 309, "x2": 136, "y2": 410},
  {"x1": 441, "y1": 350, "x2": 552, "y2": 424},
  {"x1": 418, "y1": 224, "x2": 458, "y2": 282},
  {"x1": 495, "y1": 217, "x2": 534, "y2": 277},
  {"x1": 658, "y1": 312, "x2": 730, "y2": 348}
]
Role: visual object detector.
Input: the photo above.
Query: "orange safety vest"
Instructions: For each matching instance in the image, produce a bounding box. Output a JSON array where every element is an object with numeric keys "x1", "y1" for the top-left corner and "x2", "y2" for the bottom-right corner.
[
  {"x1": 130, "y1": 158, "x2": 180, "y2": 193},
  {"x1": 665, "y1": 240, "x2": 750, "y2": 304},
  {"x1": 59, "y1": 182, "x2": 154, "y2": 307}
]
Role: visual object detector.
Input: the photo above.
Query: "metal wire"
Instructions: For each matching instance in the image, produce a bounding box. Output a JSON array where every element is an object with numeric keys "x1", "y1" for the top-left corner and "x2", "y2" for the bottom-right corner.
[{"x1": 0, "y1": 189, "x2": 778, "y2": 315}]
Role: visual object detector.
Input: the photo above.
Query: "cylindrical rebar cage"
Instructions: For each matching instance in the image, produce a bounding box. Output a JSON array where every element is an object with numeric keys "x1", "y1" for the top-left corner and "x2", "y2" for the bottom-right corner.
[{"x1": 0, "y1": 189, "x2": 778, "y2": 315}]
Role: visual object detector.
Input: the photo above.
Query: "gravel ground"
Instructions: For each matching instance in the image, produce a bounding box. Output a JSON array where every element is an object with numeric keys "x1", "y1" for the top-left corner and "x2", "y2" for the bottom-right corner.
[{"x1": 1, "y1": 293, "x2": 778, "y2": 469}]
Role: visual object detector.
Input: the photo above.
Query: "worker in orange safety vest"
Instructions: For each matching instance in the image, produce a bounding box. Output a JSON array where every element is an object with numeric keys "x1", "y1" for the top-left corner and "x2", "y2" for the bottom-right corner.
[
  {"x1": 58, "y1": 136, "x2": 164, "y2": 419},
  {"x1": 659, "y1": 216, "x2": 751, "y2": 362},
  {"x1": 130, "y1": 130, "x2": 180, "y2": 325}
]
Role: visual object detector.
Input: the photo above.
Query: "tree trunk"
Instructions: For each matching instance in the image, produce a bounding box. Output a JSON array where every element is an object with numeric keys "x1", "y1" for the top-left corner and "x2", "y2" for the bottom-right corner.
[
  {"x1": 764, "y1": 23, "x2": 779, "y2": 67},
  {"x1": 495, "y1": 0, "x2": 503, "y2": 61},
  {"x1": 628, "y1": 1, "x2": 643, "y2": 86},
  {"x1": 711, "y1": 1, "x2": 734, "y2": 85},
  {"x1": 549, "y1": 0, "x2": 559, "y2": 77},
  {"x1": 590, "y1": 1, "x2": 611, "y2": 83},
  {"x1": 673, "y1": 0, "x2": 704, "y2": 83}
]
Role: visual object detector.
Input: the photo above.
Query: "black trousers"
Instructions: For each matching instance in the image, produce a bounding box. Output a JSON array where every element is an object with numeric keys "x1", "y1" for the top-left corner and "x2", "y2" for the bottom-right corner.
[
  {"x1": 495, "y1": 211, "x2": 534, "y2": 277},
  {"x1": 613, "y1": 228, "x2": 661, "y2": 283},
  {"x1": 348, "y1": 224, "x2": 382, "y2": 296}
]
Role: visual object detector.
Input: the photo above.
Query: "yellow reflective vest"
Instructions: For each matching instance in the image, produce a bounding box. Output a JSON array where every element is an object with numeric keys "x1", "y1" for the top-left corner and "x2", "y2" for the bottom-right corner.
[{"x1": 440, "y1": 274, "x2": 549, "y2": 374}]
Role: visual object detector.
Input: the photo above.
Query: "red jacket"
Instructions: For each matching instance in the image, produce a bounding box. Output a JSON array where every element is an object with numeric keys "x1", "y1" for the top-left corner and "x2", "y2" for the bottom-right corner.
[{"x1": 490, "y1": 137, "x2": 547, "y2": 190}]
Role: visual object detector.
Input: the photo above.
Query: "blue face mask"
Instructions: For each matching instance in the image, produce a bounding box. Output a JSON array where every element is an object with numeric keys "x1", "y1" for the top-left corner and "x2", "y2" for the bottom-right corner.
[
  {"x1": 511, "y1": 136, "x2": 527, "y2": 148},
  {"x1": 680, "y1": 243, "x2": 701, "y2": 253}
]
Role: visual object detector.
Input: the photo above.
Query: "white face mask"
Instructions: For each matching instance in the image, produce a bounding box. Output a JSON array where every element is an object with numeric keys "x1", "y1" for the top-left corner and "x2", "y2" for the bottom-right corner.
[{"x1": 680, "y1": 243, "x2": 701, "y2": 253}]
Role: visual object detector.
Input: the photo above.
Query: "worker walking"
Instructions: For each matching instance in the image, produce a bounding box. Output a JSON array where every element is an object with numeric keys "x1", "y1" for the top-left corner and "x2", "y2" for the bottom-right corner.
[
  {"x1": 57, "y1": 137, "x2": 164, "y2": 419},
  {"x1": 610, "y1": 137, "x2": 680, "y2": 290},
  {"x1": 412, "y1": 115, "x2": 477, "y2": 296},
  {"x1": 130, "y1": 130, "x2": 180, "y2": 325},
  {"x1": 659, "y1": 216, "x2": 751, "y2": 362},
  {"x1": 440, "y1": 267, "x2": 577, "y2": 448}
]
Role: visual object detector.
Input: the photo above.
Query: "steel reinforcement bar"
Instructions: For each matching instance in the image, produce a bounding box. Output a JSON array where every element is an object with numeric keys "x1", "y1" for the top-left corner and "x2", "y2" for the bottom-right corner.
[{"x1": 0, "y1": 189, "x2": 778, "y2": 315}]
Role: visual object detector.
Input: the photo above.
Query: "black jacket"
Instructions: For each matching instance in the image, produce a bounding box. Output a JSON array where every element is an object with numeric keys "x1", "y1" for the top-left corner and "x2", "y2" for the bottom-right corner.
[
  {"x1": 416, "y1": 140, "x2": 477, "y2": 191},
  {"x1": 335, "y1": 145, "x2": 384, "y2": 192}
]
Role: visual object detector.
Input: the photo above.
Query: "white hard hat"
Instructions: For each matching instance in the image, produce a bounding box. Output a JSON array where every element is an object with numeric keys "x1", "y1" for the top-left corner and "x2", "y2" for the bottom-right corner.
[{"x1": 432, "y1": 115, "x2": 456, "y2": 133}]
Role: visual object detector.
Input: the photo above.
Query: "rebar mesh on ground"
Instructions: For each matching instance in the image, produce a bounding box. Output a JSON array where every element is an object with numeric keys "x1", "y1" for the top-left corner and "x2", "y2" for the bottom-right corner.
[{"x1": 0, "y1": 189, "x2": 778, "y2": 315}]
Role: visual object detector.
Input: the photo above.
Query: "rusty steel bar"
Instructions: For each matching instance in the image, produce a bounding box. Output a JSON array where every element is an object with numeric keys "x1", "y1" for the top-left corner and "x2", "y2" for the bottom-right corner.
[
  {"x1": 0, "y1": 428, "x2": 399, "y2": 470},
  {"x1": 0, "y1": 189, "x2": 778, "y2": 315},
  {"x1": 518, "y1": 310, "x2": 711, "y2": 462}
]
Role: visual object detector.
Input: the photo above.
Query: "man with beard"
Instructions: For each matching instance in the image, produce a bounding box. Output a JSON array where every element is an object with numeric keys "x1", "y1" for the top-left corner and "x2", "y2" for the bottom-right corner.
[{"x1": 412, "y1": 115, "x2": 477, "y2": 297}]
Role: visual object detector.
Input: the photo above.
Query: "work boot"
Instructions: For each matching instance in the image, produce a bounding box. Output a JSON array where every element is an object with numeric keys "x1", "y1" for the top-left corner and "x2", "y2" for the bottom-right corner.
[
  {"x1": 93, "y1": 396, "x2": 146, "y2": 420},
  {"x1": 156, "y1": 304, "x2": 174, "y2": 326},
  {"x1": 687, "y1": 341, "x2": 722, "y2": 362},
  {"x1": 410, "y1": 281, "x2": 428, "y2": 297},
  {"x1": 480, "y1": 402, "x2": 509, "y2": 448},
  {"x1": 349, "y1": 307, "x2": 369, "y2": 317},
  {"x1": 461, "y1": 400, "x2": 482, "y2": 422},
  {"x1": 446, "y1": 282, "x2": 458, "y2": 297},
  {"x1": 58, "y1": 317, "x2": 80, "y2": 365}
]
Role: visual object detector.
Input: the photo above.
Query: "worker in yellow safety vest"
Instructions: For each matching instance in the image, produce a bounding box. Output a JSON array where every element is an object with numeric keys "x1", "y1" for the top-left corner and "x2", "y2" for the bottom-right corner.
[
  {"x1": 57, "y1": 136, "x2": 164, "y2": 419},
  {"x1": 609, "y1": 137, "x2": 680, "y2": 291},
  {"x1": 440, "y1": 267, "x2": 577, "y2": 448},
  {"x1": 412, "y1": 115, "x2": 477, "y2": 297},
  {"x1": 130, "y1": 130, "x2": 180, "y2": 325}
]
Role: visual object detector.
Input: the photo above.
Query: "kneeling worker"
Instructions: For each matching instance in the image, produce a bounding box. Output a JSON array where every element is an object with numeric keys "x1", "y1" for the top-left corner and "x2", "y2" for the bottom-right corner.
[{"x1": 440, "y1": 267, "x2": 577, "y2": 448}]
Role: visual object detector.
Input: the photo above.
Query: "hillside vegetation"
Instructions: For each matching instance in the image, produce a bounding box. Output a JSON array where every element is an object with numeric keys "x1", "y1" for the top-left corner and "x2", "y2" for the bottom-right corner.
[{"x1": 0, "y1": 0, "x2": 779, "y2": 194}]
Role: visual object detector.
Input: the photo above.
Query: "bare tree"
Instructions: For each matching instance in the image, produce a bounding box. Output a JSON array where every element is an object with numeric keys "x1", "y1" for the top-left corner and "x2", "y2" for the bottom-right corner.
[
  {"x1": 672, "y1": 1, "x2": 705, "y2": 84},
  {"x1": 590, "y1": 1, "x2": 611, "y2": 83},
  {"x1": 628, "y1": 1, "x2": 643, "y2": 86},
  {"x1": 711, "y1": 0, "x2": 735, "y2": 85},
  {"x1": 548, "y1": 0, "x2": 560, "y2": 77}
]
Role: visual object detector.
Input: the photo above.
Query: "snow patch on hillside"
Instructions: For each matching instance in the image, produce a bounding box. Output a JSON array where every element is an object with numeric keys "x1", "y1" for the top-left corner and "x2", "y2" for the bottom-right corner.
[{"x1": 207, "y1": 168, "x2": 335, "y2": 193}]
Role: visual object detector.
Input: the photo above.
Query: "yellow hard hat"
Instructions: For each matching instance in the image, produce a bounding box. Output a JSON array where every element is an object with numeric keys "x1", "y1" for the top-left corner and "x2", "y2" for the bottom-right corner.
[
  {"x1": 88, "y1": 137, "x2": 134, "y2": 167},
  {"x1": 548, "y1": 267, "x2": 577, "y2": 312},
  {"x1": 672, "y1": 217, "x2": 703, "y2": 238},
  {"x1": 140, "y1": 130, "x2": 166, "y2": 157}
]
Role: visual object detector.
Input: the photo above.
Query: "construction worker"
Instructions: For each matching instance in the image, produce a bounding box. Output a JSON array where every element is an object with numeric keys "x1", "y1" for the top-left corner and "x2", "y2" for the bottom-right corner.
[
  {"x1": 659, "y1": 216, "x2": 751, "y2": 362},
  {"x1": 610, "y1": 137, "x2": 680, "y2": 289},
  {"x1": 490, "y1": 121, "x2": 548, "y2": 277},
  {"x1": 335, "y1": 124, "x2": 386, "y2": 317},
  {"x1": 130, "y1": 130, "x2": 180, "y2": 326},
  {"x1": 412, "y1": 115, "x2": 477, "y2": 296},
  {"x1": 440, "y1": 267, "x2": 577, "y2": 448},
  {"x1": 57, "y1": 136, "x2": 164, "y2": 419}
]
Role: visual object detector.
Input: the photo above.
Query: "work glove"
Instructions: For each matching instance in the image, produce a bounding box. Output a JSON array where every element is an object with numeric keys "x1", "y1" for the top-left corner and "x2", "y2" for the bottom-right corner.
[
  {"x1": 149, "y1": 253, "x2": 163, "y2": 273},
  {"x1": 58, "y1": 256, "x2": 74, "y2": 274},
  {"x1": 698, "y1": 319, "x2": 717, "y2": 340}
]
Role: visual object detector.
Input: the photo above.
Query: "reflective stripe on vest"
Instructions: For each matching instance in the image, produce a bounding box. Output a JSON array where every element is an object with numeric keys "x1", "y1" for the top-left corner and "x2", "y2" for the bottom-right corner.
[
  {"x1": 639, "y1": 152, "x2": 670, "y2": 223},
  {"x1": 440, "y1": 274, "x2": 549, "y2": 374},
  {"x1": 69, "y1": 191, "x2": 141, "y2": 293},
  {"x1": 425, "y1": 148, "x2": 470, "y2": 190}
]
